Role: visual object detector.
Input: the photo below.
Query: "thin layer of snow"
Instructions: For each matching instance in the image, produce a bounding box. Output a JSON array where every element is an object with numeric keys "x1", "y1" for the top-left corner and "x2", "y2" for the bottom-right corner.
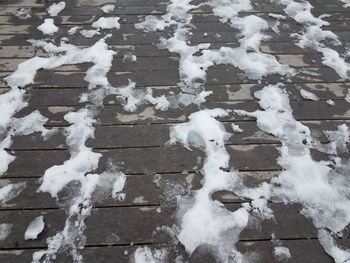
[
  {"x1": 0, "y1": 182, "x2": 26, "y2": 203},
  {"x1": 92, "y1": 17, "x2": 120, "y2": 29},
  {"x1": 24, "y1": 216, "x2": 45, "y2": 240},
  {"x1": 37, "y1": 19, "x2": 58, "y2": 35},
  {"x1": 300, "y1": 89, "x2": 319, "y2": 101},
  {"x1": 168, "y1": 109, "x2": 249, "y2": 261},
  {"x1": 100, "y1": 4, "x2": 115, "y2": 13},
  {"x1": 0, "y1": 223, "x2": 12, "y2": 241},
  {"x1": 47, "y1": 1, "x2": 66, "y2": 17}
]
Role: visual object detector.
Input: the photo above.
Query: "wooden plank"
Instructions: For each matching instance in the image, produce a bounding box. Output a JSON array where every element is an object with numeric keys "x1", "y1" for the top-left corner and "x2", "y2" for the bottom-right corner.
[
  {"x1": 9, "y1": 120, "x2": 350, "y2": 150},
  {"x1": 0, "y1": 170, "x2": 277, "y2": 210},
  {"x1": 1, "y1": 68, "x2": 348, "y2": 92},
  {"x1": 0, "y1": 82, "x2": 347, "y2": 106},
  {"x1": 0, "y1": 53, "x2": 335, "y2": 72},
  {"x1": 0, "y1": 238, "x2": 346, "y2": 263},
  {"x1": 0, "y1": 203, "x2": 333, "y2": 249},
  {"x1": 13, "y1": 99, "x2": 350, "y2": 128},
  {"x1": 3, "y1": 143, "x2": 334, "y2": 178}
]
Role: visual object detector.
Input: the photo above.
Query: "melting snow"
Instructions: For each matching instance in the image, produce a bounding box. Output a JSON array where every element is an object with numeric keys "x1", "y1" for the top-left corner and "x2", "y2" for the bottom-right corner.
[{"x1": 24, "y1": 216, "x2": 45, "y2": 240}]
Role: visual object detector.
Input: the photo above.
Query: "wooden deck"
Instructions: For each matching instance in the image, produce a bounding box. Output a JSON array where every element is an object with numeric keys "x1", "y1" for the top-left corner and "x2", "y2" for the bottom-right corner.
[{"x1": 0, "y1": 0, "x2": 350, "y2": 262}]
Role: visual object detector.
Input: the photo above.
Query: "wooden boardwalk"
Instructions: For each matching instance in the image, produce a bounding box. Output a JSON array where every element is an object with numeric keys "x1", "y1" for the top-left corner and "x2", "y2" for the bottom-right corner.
[{"x1": 0, "y1": 0, "x2": 350, "y2": 262}]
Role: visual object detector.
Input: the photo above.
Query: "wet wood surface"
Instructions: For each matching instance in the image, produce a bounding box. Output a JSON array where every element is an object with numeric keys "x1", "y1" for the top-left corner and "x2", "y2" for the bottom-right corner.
[{"x1": 0, "y1": 0, "x2": 349, "y2": 262}]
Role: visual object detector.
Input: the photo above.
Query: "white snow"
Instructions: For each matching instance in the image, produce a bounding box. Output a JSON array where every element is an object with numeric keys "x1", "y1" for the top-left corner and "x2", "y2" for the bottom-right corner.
[
  {"x1": 0, "y1": 223, "x2": 12, "y2": 241},
  {"x1": 236, "y1": 83, "x2": 350, "y2": 262},
  {"x1": 92, "y1": 17, "x2": 120, "y2": 29},
  {"x1": 37, "y1": 19, "x2": 58, "y2": 35},
  {"x1": 300, "y1": 88, "x2": 319, "y2": 101},
  {"x1": 168, "y1": 109, "x2": 249, "y2": 260},
  {"x1": 100, "y1": 4, "x2": 115, "y2": 13},
  {"x1": 135, "y1": 0, "x2": 294, "y2": 106},
  {"x1": 24, "y1": 216, "x2": 45, "y2": 240},
  {"x1": 279, "y1": 0, "x2": 350, "y2": 79},
  {"x1": 47, "y1": 1, "x2": 66, "y2": 16}
]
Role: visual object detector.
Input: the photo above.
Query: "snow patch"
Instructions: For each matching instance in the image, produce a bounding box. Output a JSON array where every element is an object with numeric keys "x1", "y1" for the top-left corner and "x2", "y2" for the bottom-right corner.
[
  {"x1": 15, "y1": 8, "x2": 31, "y2": 19},
  {"x1": 134, "y1": 246, "x2": 168, "y2": 263},
  {"x1": 100, "y1": 4, "x2": 115, "y2": 13},
  {"x1": 168, "y1": 109, "x2": 249, "y2": 261},
  {"x1": 92, "y1": 17, "x2": 120, "y2": 30},
  {"x1": 47, "y1": 1, "x2": 66, "y2": 17},
  {"x1": 37, "y1": 19, "x2": 58, "y2": 35},
  {"x1": 24, "y1": 216, "x2": 45, "y2": 240}
]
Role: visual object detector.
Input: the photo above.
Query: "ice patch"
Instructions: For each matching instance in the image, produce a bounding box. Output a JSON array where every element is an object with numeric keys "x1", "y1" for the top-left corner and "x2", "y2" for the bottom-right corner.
[
  {"x1": 24, "y1": 216, "x2": 45, "y2": 240},
  {"x1": 92, "y1": 17, "x2": 120, "y2": 29},
  {"x1": 47, "y1": 1, "x2": 66, "y2": 16},
  {"x1": 37, "y1": 19, "x2": 58, "y2": 35}
]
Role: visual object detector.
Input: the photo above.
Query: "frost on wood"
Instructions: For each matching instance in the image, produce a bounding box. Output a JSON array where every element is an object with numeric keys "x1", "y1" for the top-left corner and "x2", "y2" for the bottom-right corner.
[{"x1": 24, "y1": 216, "x2": 45, "y2": 240}]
